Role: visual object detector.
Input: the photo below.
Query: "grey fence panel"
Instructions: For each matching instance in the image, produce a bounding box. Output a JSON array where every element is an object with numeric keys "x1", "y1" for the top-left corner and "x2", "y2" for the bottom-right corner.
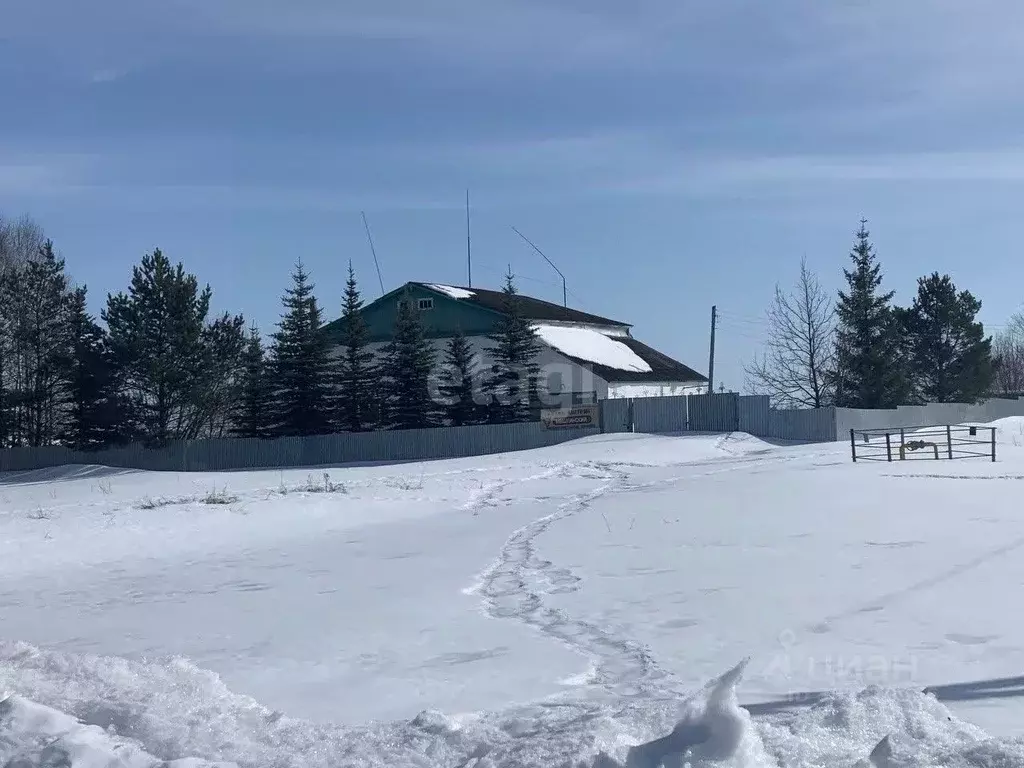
[
  {"x1": 986, "y1": 397, "x2": 1024, "y2": 420},
  {"x1": 767, "y1": 407, "x2": 836, "y2": 442},
  {"x1": 687, "y1": 393, "x2": 739, "y2": 432},
  {"x1": 0, "y1": 422, "x2": 602, "y2": 475},
  {"x1": 835, "y1": 397, "x2": 1024, "y2": 439},
  {"x1": 600, "y1": 399, "x2": 633, "y2": 433},
  {"x1": 738, "y1": 395, "x2": 770, "y2": 436},
  {"x1": 632, "y1": 396, "x2": 688, "y2": 433}
]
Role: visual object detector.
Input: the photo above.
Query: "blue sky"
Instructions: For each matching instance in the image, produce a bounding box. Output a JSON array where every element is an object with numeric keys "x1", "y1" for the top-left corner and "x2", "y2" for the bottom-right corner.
[{"x1": 3, "y1": 1, "x2": 1024, "y2": 392}]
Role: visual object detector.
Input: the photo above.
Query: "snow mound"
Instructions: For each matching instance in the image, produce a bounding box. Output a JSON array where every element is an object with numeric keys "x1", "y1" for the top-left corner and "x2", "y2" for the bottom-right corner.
[
  {"x1": 0, "y1": 694, "x2": 233, "y2": 768},
  {"x1": 5, "y1": 644, "x2": 1024, "y2": 768},
  {"x1": 534, "y1": 324, "x2": 653, "y2": 373},
  {"x1": 426, "y1": 283, "x2": 474, "y2": 299},
  {"x1": 989, "y1": 416, "x2": 1024, "y2": 447}
]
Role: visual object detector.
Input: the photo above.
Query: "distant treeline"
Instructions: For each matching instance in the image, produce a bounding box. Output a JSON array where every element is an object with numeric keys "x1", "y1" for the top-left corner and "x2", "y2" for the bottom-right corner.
[
  {"x1": 0, "y1": 213, "x2": 546, "y2": 450},
  {"x1": 744, "y1": 219, "x2": 1021, "y2": 409}
]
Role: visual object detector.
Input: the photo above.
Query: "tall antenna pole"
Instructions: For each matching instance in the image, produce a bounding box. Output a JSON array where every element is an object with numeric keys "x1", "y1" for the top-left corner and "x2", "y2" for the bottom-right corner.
[
  {"x1": 361, "y1": 211, "x2": 385, "y2": 297},
  {"x1": 466, "y1": 189, "x2": 472, "y2": 288},
  {"x1": 708, "y1": 305, "x2": 717, "y2": 395},
  {"x1": 511, "y1": 226, "x2": 566, "y2": 307}
]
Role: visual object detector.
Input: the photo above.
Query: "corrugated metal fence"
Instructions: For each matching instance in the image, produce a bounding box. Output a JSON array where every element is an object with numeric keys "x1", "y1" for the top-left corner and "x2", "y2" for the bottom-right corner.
[
  {"x1": 603, "y1": 393, "x2": 834, "y2": 441},
  {"x1": 0, "y1": 422, "x2": 600, "y2": 474},
  {"x1": 7, "y1": 394, "x2": 1017, "y2": 474}
]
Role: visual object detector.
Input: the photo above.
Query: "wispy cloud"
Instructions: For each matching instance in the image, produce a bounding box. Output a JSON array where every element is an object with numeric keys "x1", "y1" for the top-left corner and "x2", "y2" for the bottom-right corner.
[
  {"x1": 0, "y1": 152, "x2": 94, "y2": 197},
  {"x1": 6, "y1": 1, "x2": 1024, "y2": 211},
  {"x1": 89, "y1": 68, "x2": 126, "y2": 84}
]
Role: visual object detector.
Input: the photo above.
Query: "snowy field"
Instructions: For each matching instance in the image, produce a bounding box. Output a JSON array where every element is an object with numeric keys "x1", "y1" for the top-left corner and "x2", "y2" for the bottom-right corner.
[{"x1": 3, "y1": 419, "x2": 1024, "y2": 766}]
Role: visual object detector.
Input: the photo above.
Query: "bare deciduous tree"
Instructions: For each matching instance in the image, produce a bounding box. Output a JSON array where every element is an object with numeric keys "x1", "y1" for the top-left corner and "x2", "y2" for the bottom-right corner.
[
  {"x1": 993, "y1": 311, "x2": 1024, "y2": 395},
  {"x1": 744, "y1": 258, "x2": 836, "y2": 408},
  {"x1": 0, "y1": 213, "x2": 46, "y2": 276}
]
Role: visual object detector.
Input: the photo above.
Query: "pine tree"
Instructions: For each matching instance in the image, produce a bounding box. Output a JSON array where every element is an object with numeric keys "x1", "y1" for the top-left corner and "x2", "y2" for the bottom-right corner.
[
  {"x1": 438, "y1": 329, "x2": 482, "y2": 426},
  {"x1": 234, "y1": 323, "x2": 272, "y2": 438},
  {"x1": 18, "y1": 240, "x2": 74, "y2": 446},
  {"x1": 103, "y1": 248, "x2": 212, "y2": 444},
  {"x1": 334, "y1": 262, "x2": 377, "y2": 431},
  {"x1": 483, "y1": 270, "x2": 543, "y2": 423},
  {"x1": 63, "y1": 287, "x2": 124, "y2": 449},
  {"x1": 901, "y1": 273, "x2": 995, "y2": 403},
  {"x1": 269, "y1": 261, "x2": 332, "y2": 436},
  {"x1": 832, "y1": 220, "x2": 908, "y2": 408},
  {"x1": 381, "y1": 290, "x2": 438, "y2": 430}
]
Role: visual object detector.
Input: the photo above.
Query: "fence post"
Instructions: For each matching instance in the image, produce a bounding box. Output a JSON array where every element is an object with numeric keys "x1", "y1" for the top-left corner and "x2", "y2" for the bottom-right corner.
[
  {"x1": 946, "y1": 425, "x2": 953, "y2": 459},
  {"x1": 885, "y1": 432, "x2": 892, "y2": 462},
  {"x1": 850, "y1": 429, "x2": 857, "y2": 462},
  {"x1": 992, "y1": 427, "x2": 997, "y2": 462}
]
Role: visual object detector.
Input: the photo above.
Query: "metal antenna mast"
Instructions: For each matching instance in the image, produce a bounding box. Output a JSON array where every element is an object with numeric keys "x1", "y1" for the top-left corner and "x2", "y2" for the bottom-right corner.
[
  {"x1": 466, "y1": 189, "x2": 473, "y2": 288},
  {"x1": 361, "y1": 211, "x2": 386, "y2": 297},
  {"x1": 511, "y1": 226, "x2": 566, "y2": 307}
]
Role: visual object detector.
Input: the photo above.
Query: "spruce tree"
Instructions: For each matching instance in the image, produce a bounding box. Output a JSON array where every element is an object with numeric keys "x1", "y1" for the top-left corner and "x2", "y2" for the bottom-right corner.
[
  {"x1": 381, "y1": 290, "x2": 437, "y2": 430},
  {"x1": 439, "y1": 329, "x2": 482, "y2": 426},
  {"x1": 0, "y1": 268, "x2": 15, "y2": 446},
  {"x1": 269, "y1": 260, "x2": 332, "y2": 436},
  {"x1": 902, "y1": 273, "x2": 995, "y2": 403},
  {"x1": 195, "y1": 312, "x2": 247, "y2": 438},
  {"x1": 63, "y1": 287, "x2": 123, "y2": 449},
  {"x1": 483, "y1": 270, "x2": 543, "y2": 423},
  {"x1": 832, "y1": 220, "x2": 908, "y2": 408},
  {"x1": 234, "y1": 323, "x2": 272, "y2": 438},
  {"x1": 334, "y1": 262, "x2": 377, "y2": 431},
  {"x1": 103, "y1": 248, "x2": 212, "y2": 444}
]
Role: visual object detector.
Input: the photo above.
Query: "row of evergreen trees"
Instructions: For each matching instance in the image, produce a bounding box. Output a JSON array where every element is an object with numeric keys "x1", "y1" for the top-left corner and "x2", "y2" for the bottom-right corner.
[
  {"x1": 832, "y1": 220, "x2": 995, "y2": 408},
  {"x1": 0, "y1": 231, "x2": 546, "y2": 449}
]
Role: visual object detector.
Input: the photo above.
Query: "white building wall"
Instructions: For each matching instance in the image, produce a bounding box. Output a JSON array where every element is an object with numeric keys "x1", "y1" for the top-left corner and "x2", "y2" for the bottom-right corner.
[{"x1": 607, "y1": 381, "x2": 707, "y2": 399}]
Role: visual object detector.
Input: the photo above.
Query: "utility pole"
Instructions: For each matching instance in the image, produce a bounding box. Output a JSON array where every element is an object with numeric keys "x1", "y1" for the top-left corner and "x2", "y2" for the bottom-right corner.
[
  {"x1": 466, "y1": 189, "x2": 472, "y2": 288},
  {"x1": 707, "y1": 305, "x2": 717, "y2": 395}
]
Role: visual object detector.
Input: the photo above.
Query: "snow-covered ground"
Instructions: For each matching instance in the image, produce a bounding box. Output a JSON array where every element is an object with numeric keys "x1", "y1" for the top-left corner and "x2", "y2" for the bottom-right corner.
[{"x1": 3, "y1": 419, "x2": 1024, "y2": 766}]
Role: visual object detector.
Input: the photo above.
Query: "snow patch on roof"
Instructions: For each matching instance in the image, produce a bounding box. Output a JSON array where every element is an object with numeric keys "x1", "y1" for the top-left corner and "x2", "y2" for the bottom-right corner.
[
  {"x1": 534, "y1": 324, "x2": 653, "y2": 373},
  {"x1": 427, "y1": 284, "x2": 475, "y2": 300}
]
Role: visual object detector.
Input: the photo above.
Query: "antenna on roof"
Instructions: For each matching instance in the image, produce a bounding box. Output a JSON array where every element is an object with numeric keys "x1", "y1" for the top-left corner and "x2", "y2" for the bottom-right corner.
[
  {"x1": 466, "y1": 189, "x2": 473, "y2": 288},
  {"x1": 361, "y1": 211, "x2": 386, "y2": 297},
  {"x1": 511, "y1": 226, "x2": 566, "y2": 307}
]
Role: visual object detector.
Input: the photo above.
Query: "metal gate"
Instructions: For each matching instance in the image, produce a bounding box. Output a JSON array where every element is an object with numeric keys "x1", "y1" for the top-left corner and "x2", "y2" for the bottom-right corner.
[{"x1": 686, "y1": 393, "x2": 739, "y2": 431}]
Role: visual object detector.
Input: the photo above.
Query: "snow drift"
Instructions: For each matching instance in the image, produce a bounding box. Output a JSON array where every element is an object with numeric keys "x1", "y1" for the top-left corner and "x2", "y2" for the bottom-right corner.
[{"x1": 3, "y1": 643, "x2": 1023, "y2": 768}]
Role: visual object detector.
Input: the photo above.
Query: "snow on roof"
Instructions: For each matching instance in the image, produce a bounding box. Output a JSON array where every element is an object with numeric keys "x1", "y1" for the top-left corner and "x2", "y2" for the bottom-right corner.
[
  {"x1": 534, "y1": 324, "x2": 653, "y2": 373},
  {"x1": 427, "y1": 284, "x2": 475, "y2": 300}
]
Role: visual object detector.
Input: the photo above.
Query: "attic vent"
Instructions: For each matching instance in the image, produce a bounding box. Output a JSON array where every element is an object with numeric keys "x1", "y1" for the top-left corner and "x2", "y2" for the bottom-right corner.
[{"x1": 417, "y1": 298, "x2": 434, "y2": 310}]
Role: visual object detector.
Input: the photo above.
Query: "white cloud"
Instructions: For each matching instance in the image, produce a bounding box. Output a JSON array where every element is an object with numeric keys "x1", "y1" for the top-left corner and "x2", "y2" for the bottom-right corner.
[{"x1": 451, "y1": 133, "x2": 1024, "y2": 195}]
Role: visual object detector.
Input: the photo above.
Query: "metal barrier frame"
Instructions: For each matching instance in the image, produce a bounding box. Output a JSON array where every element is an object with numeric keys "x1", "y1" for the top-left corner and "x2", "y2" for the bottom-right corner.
[{"x1": 850, "y1": 424, "x2": 997, "y2": 463}]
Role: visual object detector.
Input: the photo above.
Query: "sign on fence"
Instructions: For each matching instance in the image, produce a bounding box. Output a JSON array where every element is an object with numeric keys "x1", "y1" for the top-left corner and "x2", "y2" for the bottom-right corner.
[{"x1": 541, "y1": 404, "x2": 599, "y2": 429}]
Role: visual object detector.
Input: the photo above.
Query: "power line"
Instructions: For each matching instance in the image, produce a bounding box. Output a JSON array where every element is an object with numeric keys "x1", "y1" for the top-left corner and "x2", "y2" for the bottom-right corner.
[
  {"x1": 511, "y1": 226, "x2": 567, "y2": 307},
  {"x1": 360, "y1": 211, "x2": 385, "y2": 297}
]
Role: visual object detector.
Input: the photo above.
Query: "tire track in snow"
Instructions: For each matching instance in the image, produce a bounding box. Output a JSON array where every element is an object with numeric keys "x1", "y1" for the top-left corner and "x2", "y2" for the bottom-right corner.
[
  {"x1": 808, "y1": 533, "x2": 1024, "y2": 635},
  {"x1": 468, "y1": 461, "x2": 682, "y2": 700}
]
